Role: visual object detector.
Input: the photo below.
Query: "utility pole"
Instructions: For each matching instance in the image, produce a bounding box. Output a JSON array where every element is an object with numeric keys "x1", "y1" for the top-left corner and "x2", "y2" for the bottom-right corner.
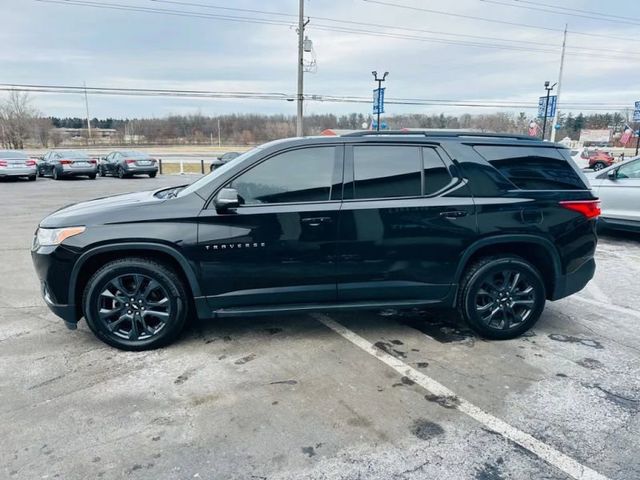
[
  {"x1": 217, "y1": 118, "x2": 221, "y2": 147},
  {"x1": 541, "y1": 81, "x2": 556, "y2": 141},
  {"x1": 296, "y1": 0, "x2": 307, "y2": 137},
  {"x1": 83, "y1": 81, "x2": 92, "y2": 144},
  {"x1": 550, "y1": 24, "x2": 567, "y2": 143}
]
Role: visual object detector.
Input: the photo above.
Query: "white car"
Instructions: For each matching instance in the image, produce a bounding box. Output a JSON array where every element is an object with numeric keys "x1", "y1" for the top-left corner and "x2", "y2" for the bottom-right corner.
[
  {"x1": 587, "y1": 155, "x2": 640, "y2": 232},
  {"x1": 0, "y1": 150, "x2": 37, "y2": 181}
]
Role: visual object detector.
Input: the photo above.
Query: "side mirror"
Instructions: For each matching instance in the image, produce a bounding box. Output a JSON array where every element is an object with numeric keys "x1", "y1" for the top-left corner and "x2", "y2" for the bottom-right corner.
[
  {"x1": 214, "y1": 188, "x2": 239, "y2": 212},
  {"x1": 607, "y1": 169, "x2": 617, "y2": 180}
]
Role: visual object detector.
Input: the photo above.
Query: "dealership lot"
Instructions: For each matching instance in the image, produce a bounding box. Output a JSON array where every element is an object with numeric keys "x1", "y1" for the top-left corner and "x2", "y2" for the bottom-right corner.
[{"x1": 1, "y1": 176, "x2": 639, "y2": 480}]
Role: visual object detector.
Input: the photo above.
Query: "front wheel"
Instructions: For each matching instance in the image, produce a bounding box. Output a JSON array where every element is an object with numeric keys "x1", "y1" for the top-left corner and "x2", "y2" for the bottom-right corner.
[
  {"x1": 82, "y1": 258, "x2": 189, "y2": 350},
  {"x1": 457, "y1": 255, "x2": 545, "y2": 339}
]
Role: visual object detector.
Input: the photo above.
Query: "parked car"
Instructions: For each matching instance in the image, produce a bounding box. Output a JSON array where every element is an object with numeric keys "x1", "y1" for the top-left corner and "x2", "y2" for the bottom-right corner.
[
  {"x1": 586, "y1": 151, "x2": 615, "y2": 171},
  {"x1": 39, "y1": 150, "x2": 98, "y2": 180},
  {"x1": 32, "y1": 131, "x2": 599, "y2": 350},
  {"x1": 99, "y1": 151, "x2": 158, "y2": 178},
  {"x1": 210, "y1": 151, "x2": 241, "y2": 172},
  {"x1": 587, "y1": 155, "x2": 640, "y2": 232},
  {"x1": 0, "y1": 150, "x2": 37, "y2": 181}
]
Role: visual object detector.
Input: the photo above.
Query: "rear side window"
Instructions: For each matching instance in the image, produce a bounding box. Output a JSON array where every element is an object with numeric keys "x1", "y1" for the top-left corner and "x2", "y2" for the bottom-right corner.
[
  {"x1": 474, "y1": 146, "x2": 587, "y2": 190},
  {"x1": 353, "y1": 146, "x2": 421, "y2": 199}
]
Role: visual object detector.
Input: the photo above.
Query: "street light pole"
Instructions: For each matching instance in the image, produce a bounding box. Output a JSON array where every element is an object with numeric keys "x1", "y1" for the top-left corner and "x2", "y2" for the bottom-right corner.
[
  {"x1": 550, "y1": 24, "x2": 567, "y2": 143},
  {"x1": 372, "y1": 71, "x2": 388, "y2": 132},
  {"x1": 541, "y1": 81, "x2": 557, "y2": 141}
]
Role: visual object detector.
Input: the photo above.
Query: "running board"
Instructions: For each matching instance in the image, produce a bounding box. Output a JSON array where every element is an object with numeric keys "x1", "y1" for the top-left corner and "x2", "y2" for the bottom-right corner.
[{"x1": 211, "y1": 299, "x2": 441, "y2": 318}]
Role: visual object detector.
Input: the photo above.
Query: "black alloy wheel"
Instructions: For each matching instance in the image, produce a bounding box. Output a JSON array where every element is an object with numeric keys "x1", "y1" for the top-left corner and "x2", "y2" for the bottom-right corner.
[
  {"x1": 458, "y1": 255, "x2": 545, "y2": 339},
  {"x1": 83, "y1": 258, "x2": 188, "y2": 350}
]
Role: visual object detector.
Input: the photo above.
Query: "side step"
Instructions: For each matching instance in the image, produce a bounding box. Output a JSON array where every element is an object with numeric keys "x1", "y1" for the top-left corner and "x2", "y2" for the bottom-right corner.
[{"x1": 211, "y1": 299, "x2": 441, "y2": 318}]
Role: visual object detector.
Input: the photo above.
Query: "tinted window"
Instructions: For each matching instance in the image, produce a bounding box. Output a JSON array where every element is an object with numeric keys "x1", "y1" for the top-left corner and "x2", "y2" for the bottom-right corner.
[
  {"x1": 0, "y1": 151, "x2": 28, "y2": 159},
  {"x1": 59, "y1": 151, "x2": 89, "y2": 159},
  {"x1": 231, "y1": 147, "x2": 336, "y2": 205},
  {"x1": 617, "y1": 159, "x2": 640, "y2": 179},
  {"x1": 474, "y1": 146, "x2": 586, "y2": 190},
  {"x1": 423, "y1": 148, "x2": 452, "y2": 195},
  {"x1": 353, "y1": 146, "x2": 421, "y2": 199}
]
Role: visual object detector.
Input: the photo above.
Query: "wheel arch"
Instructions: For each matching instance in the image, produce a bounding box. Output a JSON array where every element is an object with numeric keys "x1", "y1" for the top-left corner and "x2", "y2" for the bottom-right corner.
[
  {"x1": 70, "y1": 242, "x2": 202, "y2": 318},
  {"x1": 455, "y1": 235, "x2": 562, "y2": 300}
]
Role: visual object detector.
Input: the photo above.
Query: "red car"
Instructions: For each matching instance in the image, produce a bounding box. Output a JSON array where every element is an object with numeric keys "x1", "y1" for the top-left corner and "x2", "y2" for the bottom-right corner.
[{"x1": 587, "y1": 151, "x2": 615, "y2": 171}]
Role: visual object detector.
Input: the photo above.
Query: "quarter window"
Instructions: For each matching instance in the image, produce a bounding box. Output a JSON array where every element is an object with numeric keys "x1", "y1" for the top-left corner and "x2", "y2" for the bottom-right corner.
[
  {"x1": 231, "y1": 147, "x2": 336, "y2": 205},
  {"x1": 423, "y1": 148, "x2": 452, "y2": 195},
  {"x1": 353, "y1": 146, "x2": 421, "y2": 199},
  {"x1": 474, "y1": 146, "x2": 586, "y2": 190}
]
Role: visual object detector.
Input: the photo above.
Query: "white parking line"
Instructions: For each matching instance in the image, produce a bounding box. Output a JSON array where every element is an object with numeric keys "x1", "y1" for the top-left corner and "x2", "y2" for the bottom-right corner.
[{"x1": 313, "y1": 313, "x2": 610, "y2": 480}]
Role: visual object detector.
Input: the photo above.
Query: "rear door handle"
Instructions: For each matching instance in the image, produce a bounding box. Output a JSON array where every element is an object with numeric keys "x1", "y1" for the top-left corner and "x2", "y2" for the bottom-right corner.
[
  {"x1": 301, "y1": 216, "x2": 333, "y2": 227},
  {"x1": 439, "y1": 210, "x2": 468, "y2": 218}
]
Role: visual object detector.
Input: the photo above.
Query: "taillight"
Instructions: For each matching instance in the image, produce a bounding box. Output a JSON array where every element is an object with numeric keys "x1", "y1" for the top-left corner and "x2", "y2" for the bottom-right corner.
[
  {"x1": 26, "y1": 160, "x2": 37, "y2": 166},
  {"x1": 59, "y1": 159, "x2": 72, "y2": 165},
  {"x1": 126, "y1": 159, "x2": 136, "y2": 164},
  {"x1": 559, "y1": 200, "x2": 601, "y2": 219},
  {"x1": 89, "y1": 159, "x2": 97, "y2": 164},
  {"x1": 0, "y1": 160, "x2": 7, "y2": 167}
]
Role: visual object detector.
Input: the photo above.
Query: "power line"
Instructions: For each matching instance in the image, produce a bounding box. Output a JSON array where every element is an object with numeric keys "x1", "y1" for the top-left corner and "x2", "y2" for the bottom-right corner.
[
  {"x1": 36, "y1": 0, "x2": 640, "y2": 60},
  {"x1": 0, "y1": 83, "x2": 630, "y2": 111},
  {"x1": 361, "y1": 0, "x2": 634, "y2": 43},
  {"x1": 479, "y1": 0, "x2": 640, "y2": 26},
  {"x1": 509, "y1": 0, "x2": 640, "y2": 23}
]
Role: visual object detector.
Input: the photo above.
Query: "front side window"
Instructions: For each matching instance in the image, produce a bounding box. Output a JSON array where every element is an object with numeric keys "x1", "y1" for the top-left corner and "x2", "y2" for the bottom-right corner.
[
  {"x1": 353, "y1": 146, "x2": 421, "y2": 199},
  {"x1": 231, "y1": 147, "x2": 336, "y2": 205},
  {"x1": 617, "y1": 159, "x2": 640, "y2": 179}
]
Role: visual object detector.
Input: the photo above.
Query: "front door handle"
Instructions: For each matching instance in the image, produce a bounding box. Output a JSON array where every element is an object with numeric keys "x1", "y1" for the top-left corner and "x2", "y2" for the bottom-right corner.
[
  {"x1": 301, "y1": 216, "x2": 333, "y2": 227},
  {"x1": 439, "y1": 210, "x2": 468, "y2": 218}
]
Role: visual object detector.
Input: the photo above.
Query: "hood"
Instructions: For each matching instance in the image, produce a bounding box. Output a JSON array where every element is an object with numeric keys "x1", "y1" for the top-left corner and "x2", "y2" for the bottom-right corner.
[{"x1": 40, "y1": 190, "x2": 162, "y2": 228}]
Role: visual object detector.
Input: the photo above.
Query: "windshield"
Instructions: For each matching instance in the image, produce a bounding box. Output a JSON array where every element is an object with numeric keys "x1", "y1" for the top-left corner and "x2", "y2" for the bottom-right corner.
[
  {"x1": 0, "y1": 151, "x2": 29, "y2": 159},
  {"x1": 59, "y1": 151, "x2": 90, "y2": 159},
  {"x1": 177, "y1": 147, "x2": 260, "y2": 198}
]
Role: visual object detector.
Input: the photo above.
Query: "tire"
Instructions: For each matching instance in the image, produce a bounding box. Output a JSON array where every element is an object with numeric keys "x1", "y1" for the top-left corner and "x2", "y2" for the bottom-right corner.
[
  {"x1": 593, "y1": 162, "x2": 606, "y2": 171},
  {"x1": 53, "y1": 168, "x2": 60, "y2": 180},
  {"x1": 82, "y1": 257, "x2": 189, "y2": 350},
  {"x1": 98, "y1": 166, "x2": 106, "y2": 177},
  {"x1": 88, "y1": 174, "x2": 97, "y2": 180},
  {"x1": 117, "y1": 166, "x2": 125, "y2": 179},
  {"x1": 149, "y1": 172, "x2": 157, "y2": 178},
  {"x1": 457, "y1": 255, "x2": 545, "y2": 340},
  {"x1": 28, "y1": 175, "x2": 36, "y2": 181},
  {"x1": 38, "y1": 168, "x2": 44, "y2": 178}
]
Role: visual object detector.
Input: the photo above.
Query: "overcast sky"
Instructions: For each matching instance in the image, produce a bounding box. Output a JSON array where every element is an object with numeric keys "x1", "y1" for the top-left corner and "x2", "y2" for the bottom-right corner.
[{"x1": 1, "y1": 0, "x2": 638, "y2": 119}]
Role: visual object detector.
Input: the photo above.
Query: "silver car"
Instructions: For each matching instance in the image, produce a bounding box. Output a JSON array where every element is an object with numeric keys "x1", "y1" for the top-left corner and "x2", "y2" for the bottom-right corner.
[
  {"x1": 0, "y1": 150, "x2": 37, "y2": 181},
  {"x1": 588, "y1": 155, "x2": 640, "y2": 232}
]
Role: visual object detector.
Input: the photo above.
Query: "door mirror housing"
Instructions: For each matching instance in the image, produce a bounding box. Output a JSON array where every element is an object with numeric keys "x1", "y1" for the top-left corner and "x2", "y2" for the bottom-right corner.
[
  {"x1": 607, "y1": 169, "x2": 617, "y2": 180},
  {"x1": 214, "y1": 188, "x2": 240, "y2": 212}
]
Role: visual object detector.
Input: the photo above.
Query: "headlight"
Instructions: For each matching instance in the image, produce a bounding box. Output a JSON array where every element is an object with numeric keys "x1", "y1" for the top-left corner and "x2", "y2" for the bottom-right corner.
[{"x1": 36, "y1": 226, "x2": 86, "y2": 246}]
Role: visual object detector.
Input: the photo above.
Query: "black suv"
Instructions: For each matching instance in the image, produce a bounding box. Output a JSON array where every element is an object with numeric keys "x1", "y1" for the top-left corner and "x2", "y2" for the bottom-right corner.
[{"x1": 31, "y1": 131, "x2": 599, "y2": 350}]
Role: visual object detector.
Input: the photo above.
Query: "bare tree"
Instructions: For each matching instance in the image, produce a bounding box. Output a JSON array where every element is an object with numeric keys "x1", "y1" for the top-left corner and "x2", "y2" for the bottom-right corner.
[{"x1": 0, "y1": 91, "x2": 40, "y2": 149}]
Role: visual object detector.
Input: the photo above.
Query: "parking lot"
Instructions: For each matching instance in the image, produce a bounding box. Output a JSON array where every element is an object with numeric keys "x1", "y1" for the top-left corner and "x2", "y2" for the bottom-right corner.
[{"x1": 1, "y1": 175, "x2": 639, "y2": 480}]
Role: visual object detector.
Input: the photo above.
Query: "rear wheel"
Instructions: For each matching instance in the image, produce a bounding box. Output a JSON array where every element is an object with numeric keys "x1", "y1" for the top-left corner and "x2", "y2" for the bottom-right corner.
[
  {"x1": 117, "y1": 166, "x2": 125, "y2": 179},
  {"x1": 457, "y1": 255, "x2": 545, "y2": 339},
  {"x1": 82, "y1": 258, "x2": 188, "y2": 350},
  {"x1": 149, "y1": 172, "x2": 157, "y2": 178},
  {"x1": 593, "y1": 162, "x2": 606, "y2": 171},
  {"x1": 28, "y1": 175, "x2": 36, "y2": 181},
  {"x1": 88, "y1": 173, "x2": 97, "y2": 180}
]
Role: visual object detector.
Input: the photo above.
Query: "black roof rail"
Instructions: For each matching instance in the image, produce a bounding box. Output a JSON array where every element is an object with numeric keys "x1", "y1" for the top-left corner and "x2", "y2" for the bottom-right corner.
[{"x1": 341, "y1": 130, "x2": 540, "y2": 141}]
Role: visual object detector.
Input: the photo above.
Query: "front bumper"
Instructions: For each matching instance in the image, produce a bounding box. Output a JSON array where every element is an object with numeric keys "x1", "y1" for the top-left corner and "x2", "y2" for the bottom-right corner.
[
  {"x1": 550, "y1": 257, "x2": 596, "y2": 300},
  {"x1": 32, "y1": 244, "x2": 80, "y2": 328}
]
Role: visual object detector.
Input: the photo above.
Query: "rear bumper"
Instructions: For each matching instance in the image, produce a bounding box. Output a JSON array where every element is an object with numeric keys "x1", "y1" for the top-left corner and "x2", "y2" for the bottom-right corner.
[
  {"x1": 550, "y1": 257, "x2": 596, "y2": 300},
  {"x1": 124, "y1": 167, "x2": 158, "y2": 174},
  {"x1": 0, "y1": 167, "x2": 36, "y2": 177},
  {"x1": 61, "y1": 167, "x2": 97, "y2": 176}
]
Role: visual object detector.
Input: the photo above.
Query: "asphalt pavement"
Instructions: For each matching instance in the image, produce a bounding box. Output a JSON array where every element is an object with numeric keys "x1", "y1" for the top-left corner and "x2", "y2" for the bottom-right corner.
[{"x1": 1, "y1": 174, "x2": 638, "y2": 480}]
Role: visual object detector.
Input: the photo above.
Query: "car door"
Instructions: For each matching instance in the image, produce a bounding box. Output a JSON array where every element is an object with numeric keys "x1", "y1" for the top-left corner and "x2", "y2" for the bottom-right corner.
[
  {"x1": 336, "y1": 144, "x2": 477, "y2": 302},
  {"x1": 197, "y1": 145, "x2": 343, "y2": 309},
  {"x1": 107, "y1": 153, "x2": 119, "y2": 173},
  {"x1": 40, "y1": 153, "x2": 51, "y2": 175},
  {"x1": 596, "y1": 158, "x2": 640, "y2": 222}
]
